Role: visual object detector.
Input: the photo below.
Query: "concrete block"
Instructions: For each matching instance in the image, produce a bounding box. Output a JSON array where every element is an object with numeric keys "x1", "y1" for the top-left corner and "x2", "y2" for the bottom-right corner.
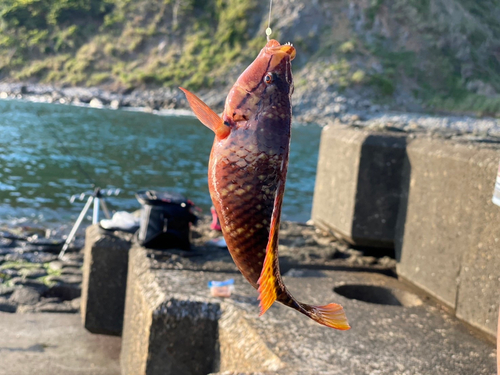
[
  {"x1": 312, "y1": 125, "x2": 407, "y2": 247},
  {"x1": 455, "y1": 153, "x2": 500, "y2": 336},
  {"x1": 119, "y1": 242, "x2": 496, "y2": 374},
  {"x1": 120, "y1": 245, "x2": 220, "y2": 375},
  {"x1": 396, "y1": 136, "x2": 500, "y2": 337},
  {"x1": 81, "y1": 225, "x2": 132, "y2": 336},
  {"x1": 457, "y1": 223, "x2": 500, "y2": 338}
]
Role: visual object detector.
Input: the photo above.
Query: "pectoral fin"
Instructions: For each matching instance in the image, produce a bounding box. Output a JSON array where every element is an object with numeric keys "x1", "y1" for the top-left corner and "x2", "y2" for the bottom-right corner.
[
  {"x1": 179, "y1": 87, "x2": 230, "y2": 139},
  {"x1": 257, "y1": 181, "x2": 285, "y2": 315}
]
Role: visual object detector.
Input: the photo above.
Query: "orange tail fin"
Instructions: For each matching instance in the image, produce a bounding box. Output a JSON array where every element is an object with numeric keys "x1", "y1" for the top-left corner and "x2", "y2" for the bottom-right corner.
[{"x1": 303, "y1": 302, "x2": 350, "y2": 330}]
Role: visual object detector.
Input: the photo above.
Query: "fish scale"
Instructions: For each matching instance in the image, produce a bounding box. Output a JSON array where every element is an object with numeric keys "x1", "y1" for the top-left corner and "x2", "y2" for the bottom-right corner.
[
  {"x1": 210, "y1": 124, "x2": 289, "y2": 288},
  {"x1": 180, "y1": 39, "x2": 350, "y2": 330}
]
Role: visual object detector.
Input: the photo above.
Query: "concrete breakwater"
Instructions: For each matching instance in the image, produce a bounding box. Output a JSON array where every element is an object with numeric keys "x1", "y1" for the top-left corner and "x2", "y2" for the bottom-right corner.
[
  {"x1": 1, "y1": 214, "x2": 496, "y2": 373},
  {"x1": 80, "y1": 217, "x2": 496, "y2": 374},
  {"x1": 312, "y1": 124, "x2": 500, "y2": 340},
  {"x1": 78, "y1": 124, "x2": 499, "y2": 374}
]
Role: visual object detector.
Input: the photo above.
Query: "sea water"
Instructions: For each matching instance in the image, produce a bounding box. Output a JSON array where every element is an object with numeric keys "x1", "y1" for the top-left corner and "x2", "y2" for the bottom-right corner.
[{"x1": 0, "y1": 99, "x2": 321, "y2": 227}]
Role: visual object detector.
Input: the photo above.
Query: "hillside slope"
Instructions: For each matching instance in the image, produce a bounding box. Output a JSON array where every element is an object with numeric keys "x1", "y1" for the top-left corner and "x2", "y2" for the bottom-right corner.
[{"x1": 0, "y1": 0, "x2": 499, "y2": 117}]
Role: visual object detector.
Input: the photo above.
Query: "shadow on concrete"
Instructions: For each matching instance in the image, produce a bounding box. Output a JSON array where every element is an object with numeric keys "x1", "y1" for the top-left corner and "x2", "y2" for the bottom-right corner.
[
  {"x1": 393, "y1": 140, "x2": 412, "y2": 263},
  {"x1": 352, "y1": 134, "x2": 408, "y2": 250},
  {"x1": 334, "y1": 284, "x2": 422, "y2": 307}
]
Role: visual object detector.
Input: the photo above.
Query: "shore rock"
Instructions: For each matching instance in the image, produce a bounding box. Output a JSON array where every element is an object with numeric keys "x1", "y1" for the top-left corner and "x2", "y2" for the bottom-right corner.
[
  {"x1": 0, "y1": 285, "x2": 17, "y2": 297},
  {"x1": 0, "y1": 297, "x2": 17, "y2": 313},
  {"x1": 18, "y1": 298, "x2": 78, "y2": 314},
  {"x1": 9, "y1": 287, "x2": 41, "y2": 305},
  {"x1": 9, "y1": 278, "x2": 49, "y2": 295},
  {"x1": 47, "y1": 281, "x2": 81, "y2": 301},
  {"x1": 48, "y1": 261, "x2": 63, "y2": 271},
  {"x1": 19, "y1": 268, "x2": 48, "y2": 279}
]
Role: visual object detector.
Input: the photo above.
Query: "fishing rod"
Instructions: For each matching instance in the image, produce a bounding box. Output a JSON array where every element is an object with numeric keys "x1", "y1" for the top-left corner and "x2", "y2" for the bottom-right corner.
[{"x1": 58, "y1": 186, "x2": 120, "y2": 259}]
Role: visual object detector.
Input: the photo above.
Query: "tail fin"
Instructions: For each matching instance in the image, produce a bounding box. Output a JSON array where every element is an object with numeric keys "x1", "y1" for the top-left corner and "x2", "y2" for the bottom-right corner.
[
  {"x1": 303, "y1": 302, "x2": 350, "y2": 330},
  {"x1": 276, "y1": 288, "x2": 350, "y2": 330}
]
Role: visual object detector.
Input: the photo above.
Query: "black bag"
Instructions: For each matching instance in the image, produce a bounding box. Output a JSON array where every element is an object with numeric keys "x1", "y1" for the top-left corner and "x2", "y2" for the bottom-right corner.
[{"x1": 136, "y1": 190, "x2": 197, "y2": 250}]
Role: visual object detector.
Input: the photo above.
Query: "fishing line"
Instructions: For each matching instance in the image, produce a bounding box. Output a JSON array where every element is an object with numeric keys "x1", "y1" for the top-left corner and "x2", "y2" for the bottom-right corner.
[{"x1": 266, "y1": 0, "x2": 273, "y2": 41}]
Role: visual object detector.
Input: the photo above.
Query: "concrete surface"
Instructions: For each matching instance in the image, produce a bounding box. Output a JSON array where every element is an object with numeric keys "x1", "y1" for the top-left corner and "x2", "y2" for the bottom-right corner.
[
  {"x1": 395, "y1": 136, "x2": 500, "y2": 337},
  {"x1": 312, "y1": 125, "x2": 406, "y2": 247},
  {"x1": 0, "y1": 312, "x2": 121, "y2": 375},
  {"x1": 120, "y1": 245, "x2": 220, "y2": 375},
  {"x1": 81, "y1": 225, "x2": 132, "y2": 335},
  {"x1": 457, "y1": 220, "x2": 500, "y2": 340},
  {"x1": 122, "y1": 244, "x2": 497, "y2": 375}
]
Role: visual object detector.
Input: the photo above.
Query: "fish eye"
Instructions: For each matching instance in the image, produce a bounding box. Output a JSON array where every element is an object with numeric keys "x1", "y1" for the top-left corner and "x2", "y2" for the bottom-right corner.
[{"x1": 264, "y1": 73, "x2": 274, "y2": 84}]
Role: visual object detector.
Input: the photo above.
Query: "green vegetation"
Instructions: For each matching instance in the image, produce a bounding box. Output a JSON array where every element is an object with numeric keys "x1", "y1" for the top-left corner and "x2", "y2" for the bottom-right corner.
[
  {"x1": 0, "y1": 0, "x2": 499, "y2": 116},
  {"x1": 0, "y1": 260, "x2": 62, "y2": 287},
  {"x1": 43, "y1": 262, "x2": 62, "y2": 277},
  {"x1": 0, "y1": 260, "x2": 41, "y2": 270},
  {"x1": 0, "y1": 0, "x2": 263, "y2": 89},
  {"x1": 360, "y1": 0, "x2": 500, "y2": 115},
  {"x1": 428, "y1": 94, "x2": 500, "y2": 117},
  {"x1": 36, "y1": 275, "x2": 58, "y2": 287}
]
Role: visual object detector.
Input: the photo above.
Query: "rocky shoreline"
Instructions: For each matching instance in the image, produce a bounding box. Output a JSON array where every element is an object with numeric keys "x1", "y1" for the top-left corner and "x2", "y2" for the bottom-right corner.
[
  {"x1": 1, "y1": 82, "x2": 499, "y2": 136},
  {"x1": 0, "y1": 224, "x2": 85, "y2": 314},
  {"x1": 0, "y1": 255, "x2": 83, "y2": 314},
  {"x1": 0, "y1": 215, "x2": 396, "y2": 315}
]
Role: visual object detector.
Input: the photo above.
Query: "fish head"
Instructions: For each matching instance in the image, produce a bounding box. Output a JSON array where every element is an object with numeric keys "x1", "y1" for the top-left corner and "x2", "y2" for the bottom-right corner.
[{"x1": 224, "y1": 39, "x2": 296, "y2": 124}]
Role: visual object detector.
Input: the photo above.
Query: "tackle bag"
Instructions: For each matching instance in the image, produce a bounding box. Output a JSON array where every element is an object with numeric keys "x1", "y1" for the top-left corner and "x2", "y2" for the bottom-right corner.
[{"x1": 136, "y1": 190, "x2": 197, "y2": 250}]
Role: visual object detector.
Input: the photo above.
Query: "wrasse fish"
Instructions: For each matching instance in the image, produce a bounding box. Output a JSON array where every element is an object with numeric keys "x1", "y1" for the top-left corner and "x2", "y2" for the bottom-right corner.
[{"x1": 180, "y1": 39, "x2": 350, "y2": 330}]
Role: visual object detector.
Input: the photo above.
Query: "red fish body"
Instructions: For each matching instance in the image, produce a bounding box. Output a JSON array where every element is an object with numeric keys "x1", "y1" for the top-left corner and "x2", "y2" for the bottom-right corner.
[{"x1": 180, "y1": 40, "x2": 349, "y2": 330}]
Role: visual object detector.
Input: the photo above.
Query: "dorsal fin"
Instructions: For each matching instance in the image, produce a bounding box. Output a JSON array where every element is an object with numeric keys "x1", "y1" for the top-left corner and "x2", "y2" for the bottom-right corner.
[{"x1": 179, "y1": 87, "x2": 230, "y2": 139}]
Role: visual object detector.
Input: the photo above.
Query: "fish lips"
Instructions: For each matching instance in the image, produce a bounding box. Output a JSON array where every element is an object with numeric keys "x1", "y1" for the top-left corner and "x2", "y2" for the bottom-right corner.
[{"x1": 265, "y1": 39, "x2": 296, "y2": 61}]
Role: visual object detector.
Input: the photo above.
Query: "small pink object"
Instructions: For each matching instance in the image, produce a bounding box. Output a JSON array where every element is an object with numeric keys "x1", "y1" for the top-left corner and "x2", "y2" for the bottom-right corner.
[
  {"x1": 208, "y1": 279, "x2": 234, "y2": 298},
  {"x1": 210, "y1": 206, "x2": 222, "y2": 231}
]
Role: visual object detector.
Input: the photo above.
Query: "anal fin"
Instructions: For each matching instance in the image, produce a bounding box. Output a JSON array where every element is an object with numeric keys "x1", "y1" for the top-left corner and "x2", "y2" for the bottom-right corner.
[
  {"x1": 257, "y1": 238, "x2": 278, "y2": 315},
  {"x1": 257, "y1": 181, "x2": 285, "y2": 316},
  {"x1": 255, "y1": 165, "x2": 351, "y2": 331}
]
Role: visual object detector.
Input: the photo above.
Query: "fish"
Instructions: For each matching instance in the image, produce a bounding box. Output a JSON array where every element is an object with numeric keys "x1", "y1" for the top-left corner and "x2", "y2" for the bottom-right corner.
[{"x1": 180, "y1": 39, "x2": 350, "y2": 330}]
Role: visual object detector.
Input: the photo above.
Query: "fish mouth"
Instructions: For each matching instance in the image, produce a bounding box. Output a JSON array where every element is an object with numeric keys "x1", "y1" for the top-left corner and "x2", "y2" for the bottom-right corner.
[{"x1": 265, "y1": 39, "x2": 296, "y2": 61}]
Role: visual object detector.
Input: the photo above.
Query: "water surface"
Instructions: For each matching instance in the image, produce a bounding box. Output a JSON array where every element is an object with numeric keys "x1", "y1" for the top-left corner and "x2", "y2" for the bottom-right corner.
[{"x1": 0, "y1": 99, "x2": 321, "y2": 227}]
